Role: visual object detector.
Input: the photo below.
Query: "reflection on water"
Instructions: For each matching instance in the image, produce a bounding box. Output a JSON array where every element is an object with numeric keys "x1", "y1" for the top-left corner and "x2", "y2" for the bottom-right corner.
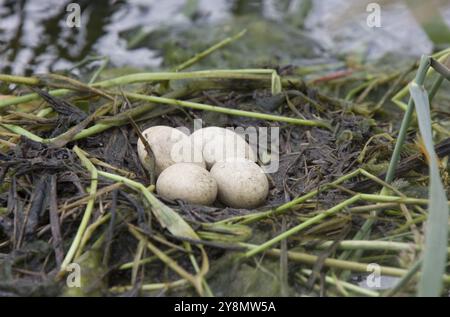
[
  {"x1": 0, "y1": 0, "x2": 449, "y2": 75},
  {"x1": 0, "y1": 0, "x2": 119, "y2": 74}
]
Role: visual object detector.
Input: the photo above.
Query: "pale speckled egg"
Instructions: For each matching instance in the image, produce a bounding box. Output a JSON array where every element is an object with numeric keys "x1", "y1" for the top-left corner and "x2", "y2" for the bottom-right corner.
[
  {"x1": 156, "y1": 163, "x2": 218, "y2": 205},
  {"x1": 137, "y1": 125, "x2": 191, "y2": 175},
  {"x1": 210, "y1": 158, "x2": 268, "y2": 208}
]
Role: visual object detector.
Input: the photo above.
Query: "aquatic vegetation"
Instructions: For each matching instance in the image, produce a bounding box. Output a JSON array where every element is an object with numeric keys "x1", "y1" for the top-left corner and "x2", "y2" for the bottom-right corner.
[{"x1": 0, "y1": 1, "x2": 450, "y2": 298}]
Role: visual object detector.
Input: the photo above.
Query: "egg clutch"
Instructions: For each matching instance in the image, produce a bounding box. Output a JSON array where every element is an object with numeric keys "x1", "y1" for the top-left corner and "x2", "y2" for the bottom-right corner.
[{"x1": 137, "y1": 126, "x2": 269, "y2": 209}]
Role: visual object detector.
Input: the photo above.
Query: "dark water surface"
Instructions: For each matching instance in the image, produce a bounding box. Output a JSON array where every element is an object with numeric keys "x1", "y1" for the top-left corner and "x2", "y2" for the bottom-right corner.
[{"x1": 1, "y1": 0, "x2": 449, "y2": 75}]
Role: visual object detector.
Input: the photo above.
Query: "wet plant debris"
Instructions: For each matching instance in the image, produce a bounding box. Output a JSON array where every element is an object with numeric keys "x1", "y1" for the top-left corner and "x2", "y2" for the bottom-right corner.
[{"x1": 1, "y1": 12, "x2": 450, "y2": 297}]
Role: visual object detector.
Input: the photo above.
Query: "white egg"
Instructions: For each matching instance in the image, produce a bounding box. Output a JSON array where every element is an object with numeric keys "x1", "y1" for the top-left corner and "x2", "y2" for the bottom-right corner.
[
  {"x1": 137, "y1": 125, "x2": 189, "y2": 176},
  {"x1": 170, "y1": 137, "x2": 206, "y2": 168},
  {"x1": 156, "y1": 163, "x2": 217, "y2": 205},
  {"x1": 202, "y1": 131, "x2": 256, "y2": 169},
  {"x1": 210, "y1": 158, "x2": 269, "y2": 209},
  {"x1": 190, "y1": 127, "x2": 229, "y2": 149}
]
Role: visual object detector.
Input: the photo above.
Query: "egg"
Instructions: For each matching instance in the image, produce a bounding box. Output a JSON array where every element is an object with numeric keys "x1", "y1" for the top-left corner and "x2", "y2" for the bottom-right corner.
[
  {"x1": 170, "y1": 137, "x2": 206, "y2": 168},
  {"x1": 156, "y1": 163, "x2": 217, "y2": 205},
  {"x1": 202, "y1": 131, "x2": 256, "y2": 169},
  {"x1": 190, "y1": 127, "x2": 256, "y2": 169},
  {"x1": 210, "y1": 158, "x2": 269, "y2": 209},
  {"x1": 137, "y1": 125, "x2": 204, "y2": 176},
  {"x1": 190, "y1": 127, "x2": 229, "y2": 149}
]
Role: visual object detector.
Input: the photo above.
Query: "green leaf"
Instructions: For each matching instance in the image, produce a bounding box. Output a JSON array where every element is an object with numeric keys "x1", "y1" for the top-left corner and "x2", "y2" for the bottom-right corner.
[{"x1": 410, "y1": 83, "x2": 449, "y2": 297}]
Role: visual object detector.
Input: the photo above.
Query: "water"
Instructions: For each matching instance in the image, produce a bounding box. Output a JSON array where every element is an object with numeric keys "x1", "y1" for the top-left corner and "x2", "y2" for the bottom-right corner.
[{"x1": 1, "y1": 0, "x2": 450, "y2": 74}]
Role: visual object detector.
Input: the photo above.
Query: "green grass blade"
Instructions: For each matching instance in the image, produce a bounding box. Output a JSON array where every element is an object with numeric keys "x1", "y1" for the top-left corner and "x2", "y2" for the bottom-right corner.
[{"x1": 410, "y1": 83, "x2": 449, "y2": 297}]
